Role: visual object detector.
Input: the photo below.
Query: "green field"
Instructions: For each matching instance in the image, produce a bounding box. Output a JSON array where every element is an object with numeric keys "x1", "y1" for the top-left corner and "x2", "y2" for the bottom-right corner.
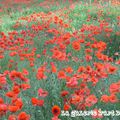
[{"x1": 0, "y1": 0, "x2": 120, "y2": 120}]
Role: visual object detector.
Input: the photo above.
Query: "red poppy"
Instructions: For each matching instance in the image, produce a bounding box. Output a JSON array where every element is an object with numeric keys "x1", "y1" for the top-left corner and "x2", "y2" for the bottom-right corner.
[
  {"x1": 100, "y1": 95, "x2": 109, "y2": 103},
  {"x1": 109, "y1": 94, "x2": 118, "y2": 103},
  {"x1": 109, "y1": 83, "x2": 119, "y2": 94},
  {"x1": 20, "y1": 83, "x2": 31, "y2": 90},
  {"x1": 8, "y1": 115, "x2": 17, "y2": 120},
  {"x1": 14, "y1": 98, "x2": 23, "y2": 109},
  {"x1": 60, "y1": 90, "x2": 69, "y2": 97},
  {"x1": 63, "y1": 104, "x2": 70, "y2": 111},
  {"x1": 52, "y1": 105, "x2": 61, "y2": 116},
  {"x1": 38, "y1": 88, "x2": 48, "y2": 97},
  {"x1": 52, "y1": 116, "x2": 61, "y2": 120},
  {"x1": 77, "y1": 66, "x2": 86, "y2": 73},
  {"x1": 107, "y1": 66, "x2": 117, "y2": 74},
  {"x1": 50, "y1": 62, "x2": 57, "y2": 73},
  {"x1": 72, "y1": 41, "x2": 80, "y2": 51},
  {"x1": 66, "y1": 77, "x2": 78, "y2": 88},
  {"x1": 85, "y1": 95, "x2": 98, "y2": 107},
  {"x1": 6, "y1": 91, "x2": 16, "y2": 98},
  {"x1": 8, "y1": 105, "x2": 19, "y2": 112},
  {"x1": 22, "y1": 69, "x2": 29, "y2": 75},
  {"x1": 65, "y1": 66, "x2": 73, "y2": 73},
  {"x1": 70, "y1": 94, "x2": 83, "y2": 105},
  {"x1": 85, "y1": 55, "x2": 92, "y2": 62},
  {"x1": 31, "y1": 98, "x2": 39, "y2": 106},
  {"x1": 38, "y1": 99, "x2": 44, "y2": 106},
  {"x1": 0, "y1": 104, "x2": 7, "y2": 112},
  {"x1": 0, "y1": 98, "x2": 4, "y2": 104},
  {"x1": 57, "y1": 70, "x2": 66, "y2": 79},
  {"x1": 18, "y1": 112, "x2": 30, "y2": 120},
  {"x1": 12, "y1": 85, "x2": 20, "y2": 94},
  {"x1": 31, "y1": 98, "x2": 44, "y2": 106},
  {"x1": 0, "y1": 75, "x2": 6, "y2": 87}
]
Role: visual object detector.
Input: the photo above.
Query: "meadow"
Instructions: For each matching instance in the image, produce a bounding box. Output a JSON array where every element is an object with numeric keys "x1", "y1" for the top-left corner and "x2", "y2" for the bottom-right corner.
[{"x1": 0, "y1": 0, "x2": 120, "y2": 120}]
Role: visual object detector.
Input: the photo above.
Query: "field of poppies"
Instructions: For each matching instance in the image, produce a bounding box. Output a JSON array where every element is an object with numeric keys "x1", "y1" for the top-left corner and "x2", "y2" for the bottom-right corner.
[{"x1": 0, "y1": 0, "x2": 120, "y2": 120}]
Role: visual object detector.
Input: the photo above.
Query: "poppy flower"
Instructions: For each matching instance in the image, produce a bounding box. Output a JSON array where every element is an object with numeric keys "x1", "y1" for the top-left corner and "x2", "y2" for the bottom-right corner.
[
  {"x1": 109, "y1": 83, "x2": 119, "y2": 94},
  {"x1": 77, "y1": 66, "x2": 86, "y2": 73},
  {"x1": 100, "y1": 95, "x2": 109, "y2": 103},
  {"x1": 107, "y1": 66, "x2": 117, "y2": 74},
  {"x1": 0, "y1": 75, "x2": 6, "y2": 87},
  {"x1": 12, "y1": 85, "x2": 20, "y2": 94},
  {"x1": 38, "y1": 99, "x2": 44, "y2": 106},
  {"x1": 70, "y1": 94, "x2": 83, "y2": 104},
  {"x1": 63, "y1": 104, "x2": 70, "y2": 111},
  {"x1": 52, "y1": 50, "x2": 62, "y2": 60},
  {"x1": 50, "y1": 62, "x2": 57, "y2": 73},
  {"x1": 36, "y1": 66, "x2": 47, "y2": 80},
  {"x1": 52, "y1": 116, "x2": 61, "y2": 120},
  {"x1": 31, "y1": 98, "x2": 44, "y2": 106},
  {"x1": 66, "y1": 77, "x2": 78, "y2": 88},
  {"x1": 31, "y1": 98, "x2": 39, "y2": 106},
  {"x1": 65, "y1": 66, "x2": 73, "y2": 73},
  {"x1": 38, "y1": 88, "x2": 48, "y2": 97},
  {"x1": 72, "y1": 41, "x2": 80, "y2": 51},
  {"x1": 85, "y1": 55, "x2": 92, "y2": 62},
  {"x1": 60, "y1": 90, "x2": 69, "y2": 97},
  {"x1": 0, "y1": 98, "x2": 4, "y2": 104},
  {"x1": 0, "y1": 104, "x2": 7, "y2": 112},
  {"x1": 18, "y1": 112, "x2": 30, "y2": 120},
  {"x1": 8, "y1": 105, "x2": 19, "y2": 112},
  {"x1": 14, "y1": 98, "x2": 23, "y2": 109},
  {"x1": 20, "y1": 83, "x2": 31, "y2": 90},
  {"x1": 57, "y1": 70, "x2": 66, "y2": 79},
  {"x1": 109, "y1": 94, "x2": 118, "y2": 103},
  {"x1": 6, "y1": 91, "x2": 16, "y2": 98},
  {"x1": 85, "y1": 95, "x2": 98, "y2": 107},
  {"x1": 8, "y1": 115, "x2": 17, "y2": 120},
  {"x1": 22, "y1": 69, "x2": 29, "y2": 75},
  {"x1": 52, "y1": 105, "x2": 61, "y2": 116}
]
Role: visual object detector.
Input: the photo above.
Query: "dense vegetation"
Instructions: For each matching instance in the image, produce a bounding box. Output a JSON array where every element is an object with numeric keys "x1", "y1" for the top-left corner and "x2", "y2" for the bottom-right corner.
[{"x1": 0, "y1": 0, "x2": 120, "y2": 120}]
